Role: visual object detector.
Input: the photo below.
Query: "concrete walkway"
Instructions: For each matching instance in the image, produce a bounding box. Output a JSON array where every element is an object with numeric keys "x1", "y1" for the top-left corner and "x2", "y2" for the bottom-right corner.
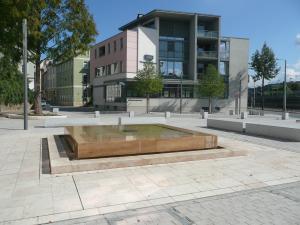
[
  {"x1": 46, "y1": 181, "x2": 300, "y2": 225},
  {"x1": 0, "y1": 114, "x2": 300, "y2": 224}
]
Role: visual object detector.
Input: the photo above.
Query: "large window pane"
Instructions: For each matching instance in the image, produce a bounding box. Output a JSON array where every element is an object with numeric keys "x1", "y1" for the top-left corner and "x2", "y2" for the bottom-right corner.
[
  {"x1": 174, "y1": 61, "x2": 183, "y2": 77},
  {"x1": 160, "y1": 61, "x2": 167, "y2": 76},
  {"x1": 167, "y1": 61, "x2": 174, "y2": 76}
]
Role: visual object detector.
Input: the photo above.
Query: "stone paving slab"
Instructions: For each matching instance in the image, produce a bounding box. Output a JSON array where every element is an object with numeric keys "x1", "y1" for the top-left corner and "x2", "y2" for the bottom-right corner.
[
  {"x1": 0, "y1": 115, "x2": 300, "y2": 224},
  {"x1": 41, "y1": 182, "x2": 300, "y2": 225}
]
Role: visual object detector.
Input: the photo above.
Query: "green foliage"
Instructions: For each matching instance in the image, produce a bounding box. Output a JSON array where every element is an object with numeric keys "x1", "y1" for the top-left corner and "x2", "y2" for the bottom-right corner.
[
  {"x1": 135, "y1": 62, "x2": 163, "y2": 113},
  {"x1": 0, "y1": 56, "x2": 23, "y2": 105},
  {"x1": 197, "y1": 64, "x2": 225, "y2": 113},
  {"x1": 250, "y1": 42, "x2": 280, "y2": 82},
  {"x1": 250, "y1": 42, "x2": 280, "y2": 110},
  {"x1": 198, "y1": 64, "x2": 225, "y2": 98},
  {"x1": 135, "y1": 62, "x2": 163, "y2": 97},
  {"x1": 0, "y1": 0, "x2": 98, "y2": 113}
]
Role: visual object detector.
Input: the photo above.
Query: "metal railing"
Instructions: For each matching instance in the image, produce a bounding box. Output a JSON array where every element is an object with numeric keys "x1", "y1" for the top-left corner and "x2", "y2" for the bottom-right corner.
[
  {"x1": 220, "y1": 51, "x2": 230, "y2": 61},
  {"x1": 197, "y1": 30, "x2": 218, "y2": 38},
  {"x1": 197, "y1": 50, "x2": 218, "y2": 59}
]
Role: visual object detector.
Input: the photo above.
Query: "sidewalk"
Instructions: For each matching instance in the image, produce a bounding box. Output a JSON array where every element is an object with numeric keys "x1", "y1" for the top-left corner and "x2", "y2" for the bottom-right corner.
[{"x1": 0, "y1": 114, "x2": 300, "y2": 224}]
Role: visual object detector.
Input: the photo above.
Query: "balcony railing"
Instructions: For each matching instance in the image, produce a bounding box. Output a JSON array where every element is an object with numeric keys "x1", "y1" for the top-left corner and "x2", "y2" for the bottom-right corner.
[
  {"x1": 197, "y1": 30, "x2": 218, "y2": 39},
  {"x1": 220, "y1": 51, "x2": 230, "y2": 61},
  {"x1": 197, "y1": 50, "x2": 218, "y2": 59}
]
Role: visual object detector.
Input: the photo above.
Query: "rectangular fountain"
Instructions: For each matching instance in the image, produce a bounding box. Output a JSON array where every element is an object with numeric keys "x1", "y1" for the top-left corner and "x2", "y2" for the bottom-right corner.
[{"x1": 64, "y1": 124, "x2": 218, "y2": 159}]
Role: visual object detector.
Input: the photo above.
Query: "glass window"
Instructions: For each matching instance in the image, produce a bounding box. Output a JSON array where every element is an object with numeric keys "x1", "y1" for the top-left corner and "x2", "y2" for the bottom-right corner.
[
  {"x1": 197, "y1": 63, "x2": 204, "y2": 74},
  {"x1": 167, "y1": 61, "x2": 174, "y2": 76},
  {"x1": 95, "y1": 67, "x2": 100, "y2": 77},
  {"x1": 175, "y1": 42, "x2": 183, "y2": 52},
  {"x1": 106, "y1": 65, "x2": 111, "y2": 75},
  {"x1": 100, "y1": 66, "x2": 105, "y2": 76},
  {"x1": 99, "y1": 46, "x2": 105, "y2": 57},
  {"x1": 114, "y1": 41, "x2": 117, "y2": 52},
  {"x1": 119, "y1": 61, "x2": 123, "y2": 73},
  {"x1": 108, "y1": 43, "x2": 111, "y2": 54},
  {"x1": 120, "y1": 38, "x2": 123, "y2": 49},
  {"x1": 220, "y1": 62, "x2": 225, "y2": 75},
  {"x1": 160, "y1": 61, "x2": 167, "y2": 76},
  {"x1": 106, "y1": 84, "x2": 122, "y2": 102},
  {"x1": 174, "y1": 61, "x2": 183, "y2": 77},
  {"x1": 113, "y1": 62, "x2": 118, "y2": 74},
  {"x1": 167, "y1": 42, "x2": 174, "y2": 52}
]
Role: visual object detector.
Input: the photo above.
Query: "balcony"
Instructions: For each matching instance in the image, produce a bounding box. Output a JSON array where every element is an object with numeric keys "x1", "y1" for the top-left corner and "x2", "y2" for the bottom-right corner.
[
  {"x1": 197, "y1": 30, "x2": 218, "y2": 39},
  {"x1": 220, "y1": 51, "x2": 230, "y2": 61},
  {"x1": 197, "y1": 50, "x2": 218, "y2": 59}
]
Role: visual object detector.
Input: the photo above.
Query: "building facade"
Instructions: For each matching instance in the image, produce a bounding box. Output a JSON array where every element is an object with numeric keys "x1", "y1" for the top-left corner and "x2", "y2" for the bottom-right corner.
[
  {"x1": 43, "y1": 53, "x2": 90, "y2": 106},
  {"x1": 90, "y1": 10, "x2": 249, "y2": 113}
]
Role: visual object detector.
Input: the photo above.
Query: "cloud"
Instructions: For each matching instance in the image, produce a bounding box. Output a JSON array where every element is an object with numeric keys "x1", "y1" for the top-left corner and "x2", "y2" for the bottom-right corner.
[
  {"x1": 287, "y1": 59, "x2": 300, "y2": 81},
  {"x1": 296, "y1": 34, "x2": 300, "y2": 45}
]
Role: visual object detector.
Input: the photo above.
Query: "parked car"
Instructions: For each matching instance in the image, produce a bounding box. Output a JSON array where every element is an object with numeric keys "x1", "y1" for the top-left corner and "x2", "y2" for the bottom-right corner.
[{"x1": 41, "y1": 100, "x2": 50, "y2": 110}]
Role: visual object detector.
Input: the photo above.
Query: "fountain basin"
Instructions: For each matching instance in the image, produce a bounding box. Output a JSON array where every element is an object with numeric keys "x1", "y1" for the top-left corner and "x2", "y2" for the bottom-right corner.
[{"x1": 64, "y1": 124, "x2": 218, "y2": 159}]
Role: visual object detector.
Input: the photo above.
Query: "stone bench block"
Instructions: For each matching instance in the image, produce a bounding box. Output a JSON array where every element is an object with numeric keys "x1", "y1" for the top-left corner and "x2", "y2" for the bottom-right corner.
[
  {"x1": 245, "y1": 123, "x2": 300, "y2": 141},
  {"x1": 44, "y1": 118, "x2": 116, "y2": 127},
  {"x1": 118, "y1": 117, "x2": 166, "y2": 125},
  {"x1": 52, "y1": 107, "x2": 59, "y2": 113},
  {"x1": 207, "y1": 118, "x2": 244, "y2": 133}
]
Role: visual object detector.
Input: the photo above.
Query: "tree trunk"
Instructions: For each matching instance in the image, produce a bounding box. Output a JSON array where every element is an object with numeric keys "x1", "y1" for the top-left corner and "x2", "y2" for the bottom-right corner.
[
  {"x1": 261, "y1": 77, "x2": 264, "y2": 111},
  {"x1": 146, "y1": 94, "x2": 149, "y2": 114},
  {"x1": 208, "y1": 97, "x2": 212, "y2": 114},
  {"x1": 34, "y1": 59, "x2": 42, "y2": 115}
]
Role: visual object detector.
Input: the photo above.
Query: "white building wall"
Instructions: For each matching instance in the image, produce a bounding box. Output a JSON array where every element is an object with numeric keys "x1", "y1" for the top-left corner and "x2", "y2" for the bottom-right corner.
[{"x1": 137, "y1": 26, "x2": 158, "y2": 70}]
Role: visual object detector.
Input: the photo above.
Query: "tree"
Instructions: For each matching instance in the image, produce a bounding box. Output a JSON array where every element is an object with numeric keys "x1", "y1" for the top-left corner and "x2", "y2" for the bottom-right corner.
[
  {"x1": 0, "y1": 55, "x2": 23, "y2": 106},
  {"x1": 135, "y1": 62, "x2": 163, "y2": 113},
  {"x1": 0, "y1": 0, "x2": 97, "y2": 114},
  {"x1": 250, "y1": 42, "x2": 280, "y2": 111},
  {"x1": 198, "y1": 64, "x2": 225, "y2": 113}
]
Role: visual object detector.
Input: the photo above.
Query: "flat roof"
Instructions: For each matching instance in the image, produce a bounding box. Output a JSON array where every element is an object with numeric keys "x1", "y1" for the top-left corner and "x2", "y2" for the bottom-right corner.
[{"x1": 119, "y1": 9, "x2": 220, "y2": 31}]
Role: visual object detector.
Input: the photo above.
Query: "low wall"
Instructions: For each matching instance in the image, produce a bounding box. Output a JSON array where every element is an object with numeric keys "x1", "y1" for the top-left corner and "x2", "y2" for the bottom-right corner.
[
  {"x1": 44, "y1": 117, "x2": 118, "y2": 127},
  {"x1": 245, "y1": 123, "x2": 300, "y2": 141},
  {"x1": 0, "y1": 104, "x2": 23, "y2": 112},
  {"x1": 127, "y1": 98, "x2": 247, "y2": 113},
  {"x1": 207, "y1": 118, "x2": 244, "y2": 133},
  {"x1": 118, "y1": 117, "x2": 166, "y2": 125}
]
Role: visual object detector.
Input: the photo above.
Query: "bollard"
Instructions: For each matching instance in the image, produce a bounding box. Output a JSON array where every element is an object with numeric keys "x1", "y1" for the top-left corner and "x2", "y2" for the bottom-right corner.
[
  {"x1": 129, "y1": 111, "x2": 134, "y2": 118},
  {"x1": 282, "y1": 112, "x2": 289, "y2": 120},
  {"x1": 202, "y1": 111, "x2": 208, "y2": 119},
  {"x1": 165, "y1": 111, "x2": 171, "y2": 118},
  {"x1": 94, "y1": 111, "x2": 100, "y2": 118},
  {"x1": 241, "y1": 112, "x2": 248, "y2": 119},
  {"x1": 52, "y1": 107, "x2": 59, "y2": 113}
]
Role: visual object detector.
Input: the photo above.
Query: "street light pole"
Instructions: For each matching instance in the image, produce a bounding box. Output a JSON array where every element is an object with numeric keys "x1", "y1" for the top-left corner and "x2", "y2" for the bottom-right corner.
[
  {"x1": 283, "y1": 59, "x2": 287, "y2": 113},
  {"x1": 23, "y1": 19, "x2": 28, "y2": 130},
  {"x1": 180, "y1": 73, "x2": 183, "y2": 114}
]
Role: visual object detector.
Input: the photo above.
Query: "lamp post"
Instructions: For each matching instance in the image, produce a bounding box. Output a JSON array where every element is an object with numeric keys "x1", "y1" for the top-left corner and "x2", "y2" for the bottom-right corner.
[
  {"x1": 180, "y1": 72, "x2": 183, "y2": 114},
  {"x1": 23, "y1": 19, "x2": 28, "y2": 130},
  {"x1": 276, "y1": 58, "x2": 288, "y2": 119}
]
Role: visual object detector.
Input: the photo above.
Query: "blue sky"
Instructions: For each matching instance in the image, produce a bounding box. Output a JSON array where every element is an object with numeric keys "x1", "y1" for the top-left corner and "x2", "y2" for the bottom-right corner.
[{"x1": 86, "y1": 0, "x2": 300, "y2": 84}]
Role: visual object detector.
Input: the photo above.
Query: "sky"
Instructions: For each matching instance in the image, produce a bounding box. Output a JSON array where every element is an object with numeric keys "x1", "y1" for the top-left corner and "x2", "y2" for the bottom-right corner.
[{"x1": 85, "y1": 0, "x2": 300, "y2": 86}]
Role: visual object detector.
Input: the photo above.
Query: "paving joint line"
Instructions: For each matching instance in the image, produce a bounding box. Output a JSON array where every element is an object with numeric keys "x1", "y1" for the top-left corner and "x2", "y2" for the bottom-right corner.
[{"x1": 72, "y1": 175, "x2": 84, "y2": 210}]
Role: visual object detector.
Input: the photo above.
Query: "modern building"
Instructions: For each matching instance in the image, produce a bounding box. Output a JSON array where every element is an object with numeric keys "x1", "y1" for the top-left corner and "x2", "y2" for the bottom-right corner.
[
  {"x1": 90, "y1": 9, "x2": 249, "y2": 113},
  {"x1": 42, "y1": 53, "x2": 90, "y2": 106}
]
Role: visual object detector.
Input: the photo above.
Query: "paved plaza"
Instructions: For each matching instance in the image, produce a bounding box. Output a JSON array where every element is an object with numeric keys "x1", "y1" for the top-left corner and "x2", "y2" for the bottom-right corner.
[{"x1": 0, "y1": 112, "x2": 300, "y2": 224}]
